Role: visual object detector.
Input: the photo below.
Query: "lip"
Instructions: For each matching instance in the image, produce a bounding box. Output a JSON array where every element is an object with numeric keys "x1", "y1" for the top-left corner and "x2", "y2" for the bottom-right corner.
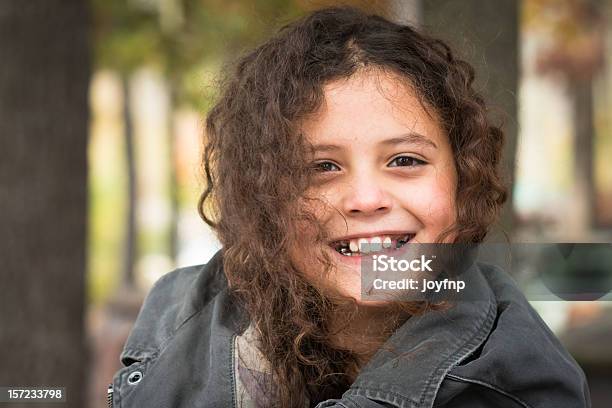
[{"x1": 328, "y1": 230, "x2": 417, "y2": 243}]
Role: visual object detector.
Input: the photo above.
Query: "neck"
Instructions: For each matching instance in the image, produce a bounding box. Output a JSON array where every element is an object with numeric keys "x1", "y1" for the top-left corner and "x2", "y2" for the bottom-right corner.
[{"x1": 328, "y1": 304, "x2": 410, "y2": 377}]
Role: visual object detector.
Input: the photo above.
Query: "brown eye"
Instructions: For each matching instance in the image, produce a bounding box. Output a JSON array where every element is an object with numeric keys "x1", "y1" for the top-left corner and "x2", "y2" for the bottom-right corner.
[
  {"x1": 314, "y1": 161, "x2": 341, "y2": 172},
  {"x1": 388, "y1": 156, "x2": 426, "y2": 167}
]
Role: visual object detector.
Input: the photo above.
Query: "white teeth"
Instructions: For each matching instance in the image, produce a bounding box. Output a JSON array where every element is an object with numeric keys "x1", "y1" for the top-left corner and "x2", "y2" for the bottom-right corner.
[
  {"x1": 353, "y1": 236, "x2": 391, "y2": 253},
  {"x1": 337, "y1": 234, "x2": 412, "y2": 256},
  {"x1": 383, "y1": 236, "x2": 392, "y2": 248}
]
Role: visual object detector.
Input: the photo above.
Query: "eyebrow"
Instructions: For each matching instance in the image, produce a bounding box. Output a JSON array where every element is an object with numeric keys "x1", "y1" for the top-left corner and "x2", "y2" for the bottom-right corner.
[
  {"x1": 381, "y1": 132, "x2": 438, "y2": 149},
  {"x1": 310, "y1": 132, "x2": 438, "y2": 152}
]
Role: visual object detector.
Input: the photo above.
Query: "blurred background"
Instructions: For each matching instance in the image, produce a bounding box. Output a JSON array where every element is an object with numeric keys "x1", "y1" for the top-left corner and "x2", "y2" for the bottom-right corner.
[{"x1": 1, "y1": 0, "x2": 611, "y2": 407}]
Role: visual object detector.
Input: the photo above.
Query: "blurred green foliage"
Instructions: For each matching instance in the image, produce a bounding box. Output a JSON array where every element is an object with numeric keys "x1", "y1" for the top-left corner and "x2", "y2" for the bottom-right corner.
[{"x1": 91, "y1": 0, "x2": 305, "y2": 109}]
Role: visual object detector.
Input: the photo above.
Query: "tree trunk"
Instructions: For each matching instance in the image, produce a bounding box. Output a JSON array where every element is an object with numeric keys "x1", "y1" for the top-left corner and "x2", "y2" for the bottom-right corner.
[
  {"x1": 0, "y1": 1, "x2": 90, "y2": 408},
  {"x1": 422, "y1": 0, "x2": 520, "y2": 240},
  {"x1": 121, "y1": 74, "x2": 137, "y2": 288},
  {"x1": 570, "y1": 79, "x2": 595, "y2": 234},
  {"x1": 167, "y1": 80, "x2": 179, "y2": 266}
]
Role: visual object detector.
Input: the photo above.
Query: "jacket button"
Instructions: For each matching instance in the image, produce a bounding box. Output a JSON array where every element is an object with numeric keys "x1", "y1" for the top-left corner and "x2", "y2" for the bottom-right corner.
[{"x1": 127, "y1": 371, "x2": 143, "y2": 385}]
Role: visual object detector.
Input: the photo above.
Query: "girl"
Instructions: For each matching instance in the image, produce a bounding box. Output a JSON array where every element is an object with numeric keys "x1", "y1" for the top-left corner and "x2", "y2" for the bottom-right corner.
[{"x1": 109, "y1": 6, "x2": 590, "y2": 408}]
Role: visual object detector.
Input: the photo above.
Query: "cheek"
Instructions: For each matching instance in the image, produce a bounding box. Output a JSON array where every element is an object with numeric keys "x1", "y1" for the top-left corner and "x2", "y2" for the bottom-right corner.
[
  {"x1": 287, "y1": 227, "x2": 320, "y2": 283},
  {"x1": 302, "y1": 186, "x2": 340, "y2": 223},
  {"x1": 397, "y1": 173, "x2": 457, "y2": 227}
]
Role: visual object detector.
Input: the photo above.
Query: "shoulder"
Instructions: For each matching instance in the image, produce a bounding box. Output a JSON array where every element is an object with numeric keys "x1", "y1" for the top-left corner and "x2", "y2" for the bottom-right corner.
[
  {"x1": 120, "y1": 250, "x2": 227, "y2": 365},
  {"x1": 435, "y1": 263, "x2": 590, "y2": 408}
]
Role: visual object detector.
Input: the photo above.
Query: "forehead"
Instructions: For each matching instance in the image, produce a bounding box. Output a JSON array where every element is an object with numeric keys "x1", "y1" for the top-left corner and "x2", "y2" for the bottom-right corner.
[{"x1": 300, "y1": 69, "x2": 445, "y2": 146}]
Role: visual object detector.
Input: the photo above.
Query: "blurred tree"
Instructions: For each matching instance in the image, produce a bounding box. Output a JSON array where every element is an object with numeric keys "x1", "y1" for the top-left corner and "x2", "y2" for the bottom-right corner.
[
  {"x1": 526, "y1": 0, "x2": 606, "y2": 234},
  {"x1": 92, "y1": 0, "x2": 156, "y2": 289},
  {"x1": 0, "y1": 1, "x2": 90, "y2": 407},
  {"x1": 121, "y1": 73, "x2": 138, "y2": 289}
]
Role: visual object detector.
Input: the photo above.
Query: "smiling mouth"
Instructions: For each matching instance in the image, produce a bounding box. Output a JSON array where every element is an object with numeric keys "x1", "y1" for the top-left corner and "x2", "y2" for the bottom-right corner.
[{"x1": 329, "y1": 233, "x2": 416, "y2": 257}]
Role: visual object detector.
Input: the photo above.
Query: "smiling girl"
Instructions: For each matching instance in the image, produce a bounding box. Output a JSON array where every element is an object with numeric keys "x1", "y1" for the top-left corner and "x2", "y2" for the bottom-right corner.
[{"x1": 110, "y1": 6, "x2": 590, "y2": 408}]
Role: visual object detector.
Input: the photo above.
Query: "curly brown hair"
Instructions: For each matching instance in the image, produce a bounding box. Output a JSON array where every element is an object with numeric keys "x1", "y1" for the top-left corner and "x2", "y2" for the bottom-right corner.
[{"x1": 199, "y1": 6, "x2": 507, "y2": 407}]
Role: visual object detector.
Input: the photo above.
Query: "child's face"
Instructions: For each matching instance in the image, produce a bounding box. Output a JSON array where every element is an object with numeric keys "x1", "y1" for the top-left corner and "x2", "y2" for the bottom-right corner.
[{"x1": 297, "y1": 69, "x2": 457, "y2": 301}]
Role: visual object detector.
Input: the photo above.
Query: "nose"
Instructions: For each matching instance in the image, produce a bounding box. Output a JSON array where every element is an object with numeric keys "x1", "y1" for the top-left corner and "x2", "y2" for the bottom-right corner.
[{"x1": 341, "y1": 173, "x2": 392, "y2": 216}]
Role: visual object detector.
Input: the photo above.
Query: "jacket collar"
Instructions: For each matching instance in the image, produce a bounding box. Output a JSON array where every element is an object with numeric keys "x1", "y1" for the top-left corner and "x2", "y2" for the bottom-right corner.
[
  {"x1": 344, "y1": 263, "x2": 497, "y2": 408},
  {"x1": 120, "y1": 250, "x2": 228, "y2": 365}
]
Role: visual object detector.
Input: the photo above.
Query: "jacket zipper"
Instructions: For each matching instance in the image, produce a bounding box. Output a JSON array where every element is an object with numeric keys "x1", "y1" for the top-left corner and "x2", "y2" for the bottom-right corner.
[
  {"x1": 107, "y1": 383, "x2": 114, "y2": 407},
  {"x1": 230, "y1": 334, "x2": 236, "y2": 408}
]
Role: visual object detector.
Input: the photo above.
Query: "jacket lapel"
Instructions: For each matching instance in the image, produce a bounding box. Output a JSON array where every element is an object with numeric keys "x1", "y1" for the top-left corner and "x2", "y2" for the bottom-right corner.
[{"x1": 344, "y1": 264, "x2": 497, "y2": 408}]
